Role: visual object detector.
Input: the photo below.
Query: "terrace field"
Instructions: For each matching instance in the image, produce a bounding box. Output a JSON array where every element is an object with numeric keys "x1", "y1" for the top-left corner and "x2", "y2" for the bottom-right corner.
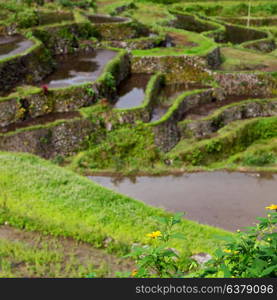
[{"x1": 0, "y1": 0, "x2": 276, "y2": 279}]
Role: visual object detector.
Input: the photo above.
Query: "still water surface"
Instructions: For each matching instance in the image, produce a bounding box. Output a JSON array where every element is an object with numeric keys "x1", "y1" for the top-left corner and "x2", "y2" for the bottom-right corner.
[{"x1": 89, "y1": 172, "x2": 277, "y2": 231}]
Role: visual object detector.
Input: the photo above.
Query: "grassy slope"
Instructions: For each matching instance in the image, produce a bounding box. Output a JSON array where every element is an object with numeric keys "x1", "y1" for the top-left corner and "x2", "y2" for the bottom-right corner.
[
  {"x1": 220, "y1": 47, "x2": 277, "y2": 71},
  {"x1": 225, "y1": 137, "x2": 277, "y2": 169},
  {"x1": 169, "y1": 116, "x2": 277, "y2": 169},
  {"x1": 132, "y1": 27, "x2": 216, "y2": 56},
  {"x1": 0, "y1": 234, "x2": 98, "y2": 278},
  {"x1": 0, "y1": 152, "x2": 230, "y2": 259}
]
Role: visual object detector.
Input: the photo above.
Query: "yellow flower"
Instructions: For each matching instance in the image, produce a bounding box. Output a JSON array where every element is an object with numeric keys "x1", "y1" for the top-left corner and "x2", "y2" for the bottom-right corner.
[
  {"x1": 146, "y1": 231, "x2": 162, "y2": 239},
  {"x1": 131, "y1": 270, "x2": 138, "y2": 277},
  {"x1": 267, "y1": 238, "x2": 272, "y2": 242},
  {"x1": 223, "y1": 249, "x2": 232, "y2": 253},
  {"x1": 265, "y1": 204, "x2": 277, "y2": 210}
]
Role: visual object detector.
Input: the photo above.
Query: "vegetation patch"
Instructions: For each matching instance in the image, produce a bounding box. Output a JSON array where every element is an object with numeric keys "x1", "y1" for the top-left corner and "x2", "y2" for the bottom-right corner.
[
  {"x1": 0, "y1": 0, "x2": 277, "y2": 278},
  {"x1": 0, "y1": 151, "x2": 229, "y2": 260}
]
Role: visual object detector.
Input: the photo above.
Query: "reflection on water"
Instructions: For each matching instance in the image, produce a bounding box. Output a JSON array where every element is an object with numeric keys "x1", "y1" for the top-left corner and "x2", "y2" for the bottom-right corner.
[
  {"x1": 150, "y1": 83, "x2": 208, "y2": 122},
  {"x1": 88, "y1": 15, "x2": 128, "y2": 24},
  {"x1": 184, "y1": 94, "x2": 265, "y2": 120},
  {"x1": 114, "y1": 74, "x2": 151, "y2": 109},
  {"x1": 89, "y1": 171, "x2": 277, "y2": 231},
  {"x1": 0, "y1": 35, "x2": 34, "y2": 60},
  {"x1": 40, "y1": 49, "x2": 117, "y2": 88}
]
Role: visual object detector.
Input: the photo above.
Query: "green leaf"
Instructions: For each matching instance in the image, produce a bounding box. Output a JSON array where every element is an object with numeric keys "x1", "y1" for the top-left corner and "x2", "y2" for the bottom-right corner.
[
  {"x1": 260, "y1": 265, "x2": 277, "y2": 277},
  {"x1": 173, "y1": 212, "x2": 185, "y2": 219},
  {"x1": 252, "y1": 258, "x2": 267, "y2": 270},
  {"x1": 86, "y1": 272, "x2": 97, "y2": 278},
  {"x1": 154, "y1": 216, "x2": 168, "y2": 224},
  {"x1": 170, "y1": 232, "x2": 186, "y2": 240},
  {"x1": 172, "y1": 212, "x2": 185, "y2": 225},
  {"x1": 220, "y1": 263, "x2": 232, "y2": 278},
  {"x1": 162, "y1": 250, "x2": 179, "y2": 257},
  {"x1": 214, "y1": 235, "x2": 235, "y2": 243}
]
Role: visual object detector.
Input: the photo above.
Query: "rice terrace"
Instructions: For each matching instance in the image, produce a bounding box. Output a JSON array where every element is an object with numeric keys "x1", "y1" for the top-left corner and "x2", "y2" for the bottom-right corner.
[{"x1": 0, "y1": 0, "x2": 276, "y2": 280}]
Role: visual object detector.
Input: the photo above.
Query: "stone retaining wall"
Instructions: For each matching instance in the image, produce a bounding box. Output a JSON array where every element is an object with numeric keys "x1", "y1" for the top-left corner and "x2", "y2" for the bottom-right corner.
[
  {"x1": 152, "y1": 89, "x2": 218, "y2": 151},
  {"x1": 32, "y1": 22, "x2": 98, "y2": 55},
  {"x1": 214, "y1": 73, "x2": 276, "y2": 97},
  {"x1": 243, "y1": 38, "x2": 276, "y2": 53},
  {"x1": 110, "y1": 73, "x2": 163, "y2": 126},
  {"x1": 103, "y1": 35, "x2": 165, "y2": 50},
  {"x1": 0, "y1": 40, "x2": 54, "y2": 96},
  {"x1": 0, "y1": 118, "x2": 95, "y2": 159},
  {"x1": 179, "y1": 99, "x2": 277, "y2": 139},
  {"x1": 92, "y1": 20, "x2": 149, "y2": 41},
  {"x1": 131, "y1": 55, "x2": 210, "y2": 83},
  {"x1": 0, "y1": 51, "x2": 130, "y2": 128}
]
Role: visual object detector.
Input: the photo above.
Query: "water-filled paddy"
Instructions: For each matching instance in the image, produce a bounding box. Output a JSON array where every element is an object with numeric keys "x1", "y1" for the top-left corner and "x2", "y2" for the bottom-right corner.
[
  {"x1": 0, "y1": 35, "x2": 34, "y2": 60},
  {"x1": 89, "y1": 172, "x2": 276, "y2": 231},
  {"x1": 150, "y1": 83, "x2": 208, "y2": 122},
  {"x1": 114, "y1": 74, "x2": 151, "y2": 109},
  {"x1": 184, "y1": 94, "x2": 265, "y2": 120},
  {"x1": 40, "y1": 49, "x2": 117, "y2": 88},
  {"x1": 88, "y1": 14, "x2": 128, "y2": 24}
]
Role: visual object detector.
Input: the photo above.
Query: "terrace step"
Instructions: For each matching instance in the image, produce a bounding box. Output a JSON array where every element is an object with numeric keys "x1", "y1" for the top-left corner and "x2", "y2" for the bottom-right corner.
[{"x1": 0, "y1": 111, "x2": 81, "y2": 134}]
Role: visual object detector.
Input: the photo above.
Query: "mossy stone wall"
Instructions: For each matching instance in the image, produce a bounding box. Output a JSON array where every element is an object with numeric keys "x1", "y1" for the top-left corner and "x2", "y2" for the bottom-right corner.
[
  {"x1": 0, "y1": 118, "x2": 95, "y2": 159},
  {"x1": 131, "y1": 55, "x2": 210, "y2": 83},
  {"x1": 92, "y1": 21, "x2": 149, "y2": 41},
  {"x1": 214, "y1": 73, "x2": 277, "y2": 97},
  {"x1": 222, "y1": 24, "x2": 268, "y2": 44},
  {"x1": 179, "y1": 99, "x2": 277, "y2": 139},
  {"x1": 32, "y1": 22, "x2": 98, "y2": 55},
  {"x1": 152, "y1": 89, "x2": 216, "y2": 151},
  {"x1": 0, "y1": 51, "x2": 130, "y2": 129},
  {"x1": 243, "y1": 38, "x2": 276, "y2": 53},
  {"x1": 0, "y1": 43, "x2": 54, "y2": 96}
]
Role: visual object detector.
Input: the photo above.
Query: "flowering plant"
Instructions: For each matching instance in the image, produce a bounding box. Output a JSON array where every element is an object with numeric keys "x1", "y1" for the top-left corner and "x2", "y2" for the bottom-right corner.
[
  {"x1": 196, "y1": 205, "x2": 277, "y2": 278},
  {"x1": 41, "y1": 85, "x2": 49, "y2": 95},
  {"x1": 122, "y1": 213, "x2": 186, "y2": 278}
]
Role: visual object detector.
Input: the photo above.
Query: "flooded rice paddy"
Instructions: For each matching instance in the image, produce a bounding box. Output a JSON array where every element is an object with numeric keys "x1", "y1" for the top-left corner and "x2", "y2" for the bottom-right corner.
[
  {"x1": 89, "y1": 172, "x2": 277, "y2": 231},
  {"x1": 0, "y1": 35, "x2": 34, "y2": 60},
  {"x1": 150, "y1": 83, "x2": 208, "y2": 122},
  {"x1": 114, "y1": 74, "x2": 151, "y2": 109},
  {"x1": 40, "y1": 49, "x2": 117, "y2": 88},
  {"x1": 88, "y1": 14, "x2": 128, "y2": 24}
]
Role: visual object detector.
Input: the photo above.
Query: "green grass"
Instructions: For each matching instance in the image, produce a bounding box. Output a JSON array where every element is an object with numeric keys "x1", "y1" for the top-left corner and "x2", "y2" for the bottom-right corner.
[
  {"x1": 169, "y1": 116, "x2": 277, "y2": 167},
  {"x1": 132, "y1": 27, "x2": 216, "y2": 56},
  {"x1": 226, "y1": 137, "x2": 277, "y2": 167},
  {"x1": 69, "y1": 123, "x2": 162, "y2": 173},
  {"x1": 220, "y1": 46, "x2": 277, "y2": 71},
  {"x1": 0, "y1": 151, "x2": 230, "y2": 261},
  {"x1": 172, "y1": 1, "x2": 277, "y2": 18},
  {"x1": 0, "y1": 237, "x2": 96, "y2": 278},
  {"x1": 0, "y1": 0, "x2": 276, "y2": 268},
  {"x1": 98, "y1": 0, "x2": 173, "y2": 26},
  {"x1": 0, "y1": 225, "x2": 133, "y2": 278}
]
